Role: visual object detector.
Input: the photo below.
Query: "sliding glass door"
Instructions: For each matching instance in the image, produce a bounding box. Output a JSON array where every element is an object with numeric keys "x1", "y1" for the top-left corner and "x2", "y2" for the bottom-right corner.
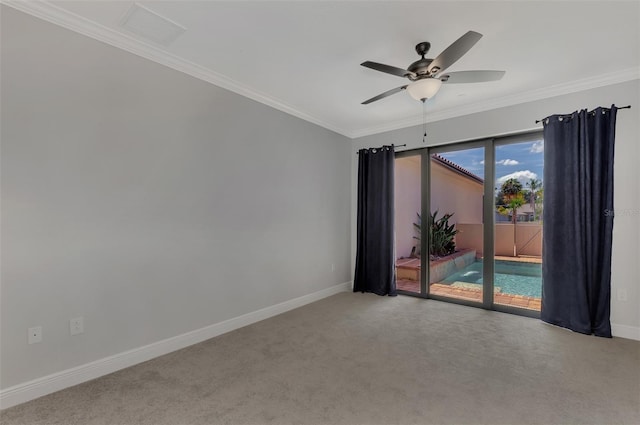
[{"x1": 394, "y1": 131, "x2": 543, "y2": 316}]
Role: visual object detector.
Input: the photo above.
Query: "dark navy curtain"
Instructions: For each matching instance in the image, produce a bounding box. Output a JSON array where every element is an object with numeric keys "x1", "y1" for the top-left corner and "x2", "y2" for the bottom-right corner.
[
  {"x1": 541, "y1": 105, "x2": 618, "y2": 337},
  {"x1": 354, "y1": 145, "x2": 396, "y2": 296}
]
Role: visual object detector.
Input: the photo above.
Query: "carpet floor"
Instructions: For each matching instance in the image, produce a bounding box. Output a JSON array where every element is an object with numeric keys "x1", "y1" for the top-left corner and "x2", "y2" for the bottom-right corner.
[{"x1": 2, "y1": 292, "x2": 639, "y2": 424}]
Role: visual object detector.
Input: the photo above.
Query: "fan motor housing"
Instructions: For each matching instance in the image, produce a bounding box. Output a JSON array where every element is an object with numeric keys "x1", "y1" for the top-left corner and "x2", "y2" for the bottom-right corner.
[{"x1": 408, "y1": 58, "x2": 433, "y2": 76}]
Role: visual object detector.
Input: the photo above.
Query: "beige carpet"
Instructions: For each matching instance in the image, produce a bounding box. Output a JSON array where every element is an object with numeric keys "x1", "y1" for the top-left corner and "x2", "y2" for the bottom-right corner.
[{"x1": 2, "y1": 293, "x2": 639, "y2": 424}]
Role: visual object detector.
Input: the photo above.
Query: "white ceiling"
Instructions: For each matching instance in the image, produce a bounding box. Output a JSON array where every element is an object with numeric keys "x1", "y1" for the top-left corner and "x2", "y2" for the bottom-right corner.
[{"x1": 8, "y1": 1, "x2": 640, "y2": 138}]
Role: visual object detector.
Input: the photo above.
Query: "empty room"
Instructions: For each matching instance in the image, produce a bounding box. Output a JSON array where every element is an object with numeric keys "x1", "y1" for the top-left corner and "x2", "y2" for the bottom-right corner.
[{"x1": 1, "y1": 1, "x2": 639, "y2": 424}]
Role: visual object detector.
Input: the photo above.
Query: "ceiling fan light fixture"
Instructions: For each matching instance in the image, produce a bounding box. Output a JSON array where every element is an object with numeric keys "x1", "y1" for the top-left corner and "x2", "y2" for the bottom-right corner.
[{"x1": 407, "y1": 78, "x2": 442, "y2": 101}]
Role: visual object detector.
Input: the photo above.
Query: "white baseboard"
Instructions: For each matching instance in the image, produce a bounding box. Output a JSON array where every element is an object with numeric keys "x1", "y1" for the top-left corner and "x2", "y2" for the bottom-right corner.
[
  {"x1": 611, "y1": 323, "x2": 640, "y2": 341},
  {"x1": 0, "y1": 281, "x2": 351, "y2": 410}
]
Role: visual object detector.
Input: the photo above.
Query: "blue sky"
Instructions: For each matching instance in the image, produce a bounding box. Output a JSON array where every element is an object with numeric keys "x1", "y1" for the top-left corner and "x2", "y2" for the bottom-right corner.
[{"x1": 438, "y1": 139, "x2": 544, "y2": 191}]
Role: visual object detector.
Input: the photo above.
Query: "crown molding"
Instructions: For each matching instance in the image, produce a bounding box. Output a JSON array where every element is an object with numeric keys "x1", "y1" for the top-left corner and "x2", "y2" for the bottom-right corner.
[
  {"x1": 2, "y1": 0, "x2": 351, "y2": 137},
  {"x1": 351, "y1": 67, "x2": 640, "y2": 138},
  {"x1": 4, "y1": 1, "x2": 639, "y2": 140}
]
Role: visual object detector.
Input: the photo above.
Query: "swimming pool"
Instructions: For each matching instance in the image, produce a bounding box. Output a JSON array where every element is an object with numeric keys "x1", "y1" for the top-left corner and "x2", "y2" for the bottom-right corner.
[{"x1": 440, "y1": 260, "x2": 542, "y2": 298}]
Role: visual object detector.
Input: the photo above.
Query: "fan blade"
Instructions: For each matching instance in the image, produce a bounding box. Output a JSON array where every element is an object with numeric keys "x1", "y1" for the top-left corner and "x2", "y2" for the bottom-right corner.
[
  {"x1": 440, "y1": 70, "x2": 505, "y2": 83},
  {"x1": 361, "y1": 61, "x2": 416, "y2": 79},
  {"x1": 427, "y1": 31, "x2": 483, "y2": 75},
  {"x1": 362, "y1": 85, "x2": 408, "y2": 104}
]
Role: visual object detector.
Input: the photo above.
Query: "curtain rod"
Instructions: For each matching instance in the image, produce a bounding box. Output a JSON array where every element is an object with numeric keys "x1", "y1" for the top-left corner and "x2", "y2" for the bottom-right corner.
[
  {"x1": 535, "y1": 105, "x2": 631, "y2": 124},
  {"x1": 356, "y1": 144, "x2": 406, "y2": 154}
]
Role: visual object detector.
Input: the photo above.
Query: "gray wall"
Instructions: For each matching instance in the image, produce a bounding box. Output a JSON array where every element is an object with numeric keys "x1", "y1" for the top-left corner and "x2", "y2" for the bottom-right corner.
[
  {"x1": 1, "y1": 7, "x2": 351, "y2": 389},
  {"x1": 352, "y1": 79, "x2": 640, "y2": 334}
]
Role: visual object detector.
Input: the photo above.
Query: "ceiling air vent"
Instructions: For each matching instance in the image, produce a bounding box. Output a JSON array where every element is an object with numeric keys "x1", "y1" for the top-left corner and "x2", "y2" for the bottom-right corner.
[{"x1": 120, "y1": 3, "x2": 186, "y2": 47}]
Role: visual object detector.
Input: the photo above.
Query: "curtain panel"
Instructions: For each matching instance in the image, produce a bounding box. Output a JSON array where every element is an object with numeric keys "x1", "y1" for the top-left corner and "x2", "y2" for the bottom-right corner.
[
  {"x1": 541, "y1": 105, "x2": 618, "y2": 337},
  {"x1": 354, "y1": 145, "x2": 396, "y2": 296}
]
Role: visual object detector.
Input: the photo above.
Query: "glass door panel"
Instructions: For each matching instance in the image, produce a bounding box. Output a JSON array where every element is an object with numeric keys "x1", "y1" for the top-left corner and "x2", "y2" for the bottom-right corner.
[
  {"x1": 394, "y1": 154, "x2": 422, "y2": 294},
  {"x1": 429, "y1": 147, "x2": 485, "y2": 304},
  {"x1": 493, "y1": 138, "x2": 544, "y2": 311}
]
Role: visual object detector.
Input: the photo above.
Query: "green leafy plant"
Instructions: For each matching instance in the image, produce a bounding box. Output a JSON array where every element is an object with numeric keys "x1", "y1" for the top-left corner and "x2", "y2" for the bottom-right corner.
[{"x1": 413, "y1": 210, "x2": 459, "y2": 257}]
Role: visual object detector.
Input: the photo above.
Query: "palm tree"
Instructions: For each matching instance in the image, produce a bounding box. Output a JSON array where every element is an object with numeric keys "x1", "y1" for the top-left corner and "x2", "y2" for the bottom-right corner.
[
  {"x1": 500, "y1": 178, "x2": 522, "y2": 199},
  {"x1": 498, "y1": 178, "x2": 523, "y2": 224},
  {"x1": 526, "y1": 178, "x2": 542, "y2": 221},
  {"x1": 497, "y1": 178, "x2": 525, "y2": 256}
]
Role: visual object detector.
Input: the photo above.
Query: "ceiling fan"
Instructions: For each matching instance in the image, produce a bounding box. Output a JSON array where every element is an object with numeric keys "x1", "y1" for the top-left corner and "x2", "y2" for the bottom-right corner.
[{"x1": 361, "y1": 31, "x2": 505, "y2": 104}]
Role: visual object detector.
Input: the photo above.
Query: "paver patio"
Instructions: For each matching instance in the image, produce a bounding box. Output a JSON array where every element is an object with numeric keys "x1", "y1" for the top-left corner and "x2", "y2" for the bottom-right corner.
[{"x1": 396, "y1": 279, "x2": 541, "y2": 311}]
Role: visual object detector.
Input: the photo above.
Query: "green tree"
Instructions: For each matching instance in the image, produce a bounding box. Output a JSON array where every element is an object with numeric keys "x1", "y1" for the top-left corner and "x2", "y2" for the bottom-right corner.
[
  {"x1": 535, "y1": 188, "x2": 544, "y2": 221},
  {"x1": 500, "y1": 178, "x2": 523, "y2": 199},
  {"x1": 497, "y1": 178, "x2": 525, "y2": 256},
  {"x1": 498, "y1": 193, "x2": 526, "y2": 225},
  {"x1": 526, "y1": 178, "x2": 542, "y2": 221}
]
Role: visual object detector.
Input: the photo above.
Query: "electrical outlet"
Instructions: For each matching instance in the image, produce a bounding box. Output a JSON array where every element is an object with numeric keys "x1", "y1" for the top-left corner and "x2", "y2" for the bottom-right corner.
[
  {"x1": 617, "y1": 289, "x2": 628, "y2": 302},
  {"x1": 331, "y1": 263, "x2": 335, "y2": 272},
  {"x1": 28, "y1": 326, "x2": 42, "y2": 344},
  {"x1": 70, "y1": 317, "x2": 84, "y2": 336}
]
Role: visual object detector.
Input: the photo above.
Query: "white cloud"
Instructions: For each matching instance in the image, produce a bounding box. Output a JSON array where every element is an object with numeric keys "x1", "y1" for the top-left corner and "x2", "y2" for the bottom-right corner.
[
  {"x1": 481, "y1": 159, "x2": 519, "y2": 166},
  {"x1": 496, "y1": 159, "x2": 519, "y2": 166},
  {"x1": 530, "y1": 141, "x2": 544, "y2": 153},
  {"x1": 497, "y1": 170, "x2": 538, "y2": 186}
]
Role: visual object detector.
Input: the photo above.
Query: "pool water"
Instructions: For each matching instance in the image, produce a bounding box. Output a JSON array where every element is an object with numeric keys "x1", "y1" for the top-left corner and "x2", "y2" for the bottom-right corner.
[{"x1": 440, "y1": 260, "x2": 542, "y2": 298}]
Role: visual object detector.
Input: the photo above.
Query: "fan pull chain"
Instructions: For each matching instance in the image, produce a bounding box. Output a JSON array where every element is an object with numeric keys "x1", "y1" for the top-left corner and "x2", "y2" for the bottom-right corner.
[{"x1": 422, "y1": 99, "x2": 427, "y2": 143}]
